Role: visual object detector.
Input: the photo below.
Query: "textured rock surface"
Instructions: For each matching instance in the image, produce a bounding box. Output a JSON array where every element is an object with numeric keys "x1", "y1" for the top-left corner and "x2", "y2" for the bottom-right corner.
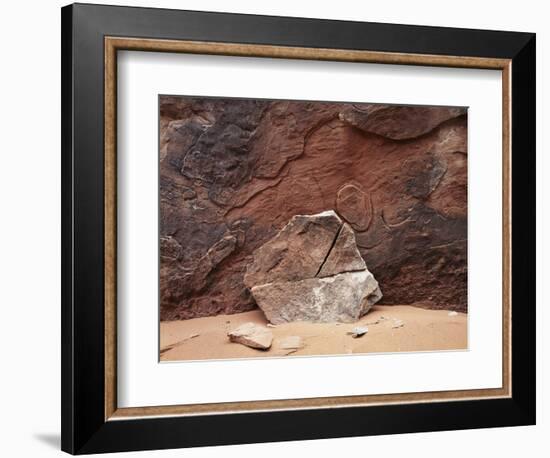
[
  {"x1": 245, "y1": 211, "x2": 381, "y2": 324},
  {"x1": 227, "y1": 322, "x2": 273, "y2": 350},
  {"x1": 243, "y1": 211, "x2": 342, "y2": 287},
  {"x1": 318, "y1": 222, "x2": 367, "y2": 277},
  {"x1": 339, "y1": 105, "x2": 465, "y2": 140},
  {"x1": 252, "y1": 270, "x2": 381, "y2": 324},
  {"x1": 160, "y1": 96, "x2": 467, "y2": 320}
]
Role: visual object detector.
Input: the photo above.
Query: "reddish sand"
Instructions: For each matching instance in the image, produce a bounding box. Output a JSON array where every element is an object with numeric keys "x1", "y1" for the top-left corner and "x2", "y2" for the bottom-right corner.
[{"x1": 160, "y1": 305, "x2": 467, "y2": 362}]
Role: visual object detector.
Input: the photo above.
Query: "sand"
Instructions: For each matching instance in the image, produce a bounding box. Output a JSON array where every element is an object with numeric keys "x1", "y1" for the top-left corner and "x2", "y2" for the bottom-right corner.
[{"x1": 160, "y1": 305, "x2": 467, "y2": 362}]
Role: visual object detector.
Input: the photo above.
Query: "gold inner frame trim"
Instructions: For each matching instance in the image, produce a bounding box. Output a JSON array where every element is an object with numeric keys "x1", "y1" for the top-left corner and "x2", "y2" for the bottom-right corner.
[{"x1": 104, "y1": 36, "x2": 512, "y2": 421}]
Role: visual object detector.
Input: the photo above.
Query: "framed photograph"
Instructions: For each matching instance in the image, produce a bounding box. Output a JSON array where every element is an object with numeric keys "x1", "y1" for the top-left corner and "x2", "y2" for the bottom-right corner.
[{"x1": 61, "y1": 3, "x2": 536, "y2": 454}]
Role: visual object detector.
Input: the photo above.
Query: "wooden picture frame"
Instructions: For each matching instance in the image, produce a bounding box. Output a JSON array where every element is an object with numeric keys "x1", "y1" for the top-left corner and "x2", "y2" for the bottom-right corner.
[{"x1": 61, "y1": 3, "x2": 536, "y2": 454}]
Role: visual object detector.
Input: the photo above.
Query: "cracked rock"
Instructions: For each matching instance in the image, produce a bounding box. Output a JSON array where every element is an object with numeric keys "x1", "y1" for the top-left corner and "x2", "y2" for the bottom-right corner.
[
  {"x1": 318, "y1": 222, "x2": 367, "y2": 277},
  {"x1": 245, "y1": 211, "x2": 382, "y2": 324},
  {"x1": 244, "y1": 210, "x2": 342, "y2": 287}
]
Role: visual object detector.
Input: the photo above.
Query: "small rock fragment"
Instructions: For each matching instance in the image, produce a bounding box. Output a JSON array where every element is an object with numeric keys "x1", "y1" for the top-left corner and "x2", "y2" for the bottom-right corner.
[
  {"x1": 366, "y1": 317, "x2": 385, "y2": 325},
  {"x1": 159, "y1": 333, "x2": 200, "y2": 355},
  {"x1": 392, "y1": 319, "x2": 405, "y2": 329},
  {"x1": 448, "y1": 311, "x2": 458, "y2": 317},
  {"x1": 266, "y1": 323, "x2": 277, "y2": 328},
  {"x1": 347, "y1": 326, "x2": 368, "y2": 338},
  {"x1": 279, "y1": 336, "x2": 304, "y2": 350},
  {"x1": 228, "y1": 322, "x2": 273, "y2": 350}
]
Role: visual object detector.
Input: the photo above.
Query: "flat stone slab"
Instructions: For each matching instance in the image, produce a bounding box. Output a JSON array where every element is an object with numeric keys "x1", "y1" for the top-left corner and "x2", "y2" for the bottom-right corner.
[
  {"x1": 347, "y1": 326, "x2": 369, "y2": 338},
  {"x1": 227, "y1": 322, "x2": 273, "y2": 350},
  {"x1": 278, "y1": 336, "x2": 304, "y2": 350}
]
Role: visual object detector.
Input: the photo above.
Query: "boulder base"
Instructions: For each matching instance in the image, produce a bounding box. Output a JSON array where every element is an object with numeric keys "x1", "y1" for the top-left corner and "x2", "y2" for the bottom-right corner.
[{"x1": 251, "y1": 270, "x2": 381, "y2": 324}]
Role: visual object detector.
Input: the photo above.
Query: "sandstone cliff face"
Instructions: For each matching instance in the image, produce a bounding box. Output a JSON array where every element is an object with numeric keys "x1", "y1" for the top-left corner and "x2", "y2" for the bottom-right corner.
[{"x1": 159, "y1": 96, "x2": 467, "y2": 321}]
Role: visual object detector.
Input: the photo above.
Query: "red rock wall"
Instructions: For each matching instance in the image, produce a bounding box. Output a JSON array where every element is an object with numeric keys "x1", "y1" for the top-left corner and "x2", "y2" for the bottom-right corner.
[{"x1": 159, "y1": 96, "x2": 467, "y2": 321}]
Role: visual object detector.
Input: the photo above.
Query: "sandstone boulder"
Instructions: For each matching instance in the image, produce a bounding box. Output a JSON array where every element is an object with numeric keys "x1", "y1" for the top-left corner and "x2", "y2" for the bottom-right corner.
[{"x1": 245, "y1": 211, "x2": 382, "y2": 324}]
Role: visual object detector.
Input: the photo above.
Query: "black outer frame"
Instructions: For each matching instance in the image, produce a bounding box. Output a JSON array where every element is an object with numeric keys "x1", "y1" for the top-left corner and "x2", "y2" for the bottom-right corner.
[{"x1": 61, "y1": 3, "x2": 536, "y2": 455}]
